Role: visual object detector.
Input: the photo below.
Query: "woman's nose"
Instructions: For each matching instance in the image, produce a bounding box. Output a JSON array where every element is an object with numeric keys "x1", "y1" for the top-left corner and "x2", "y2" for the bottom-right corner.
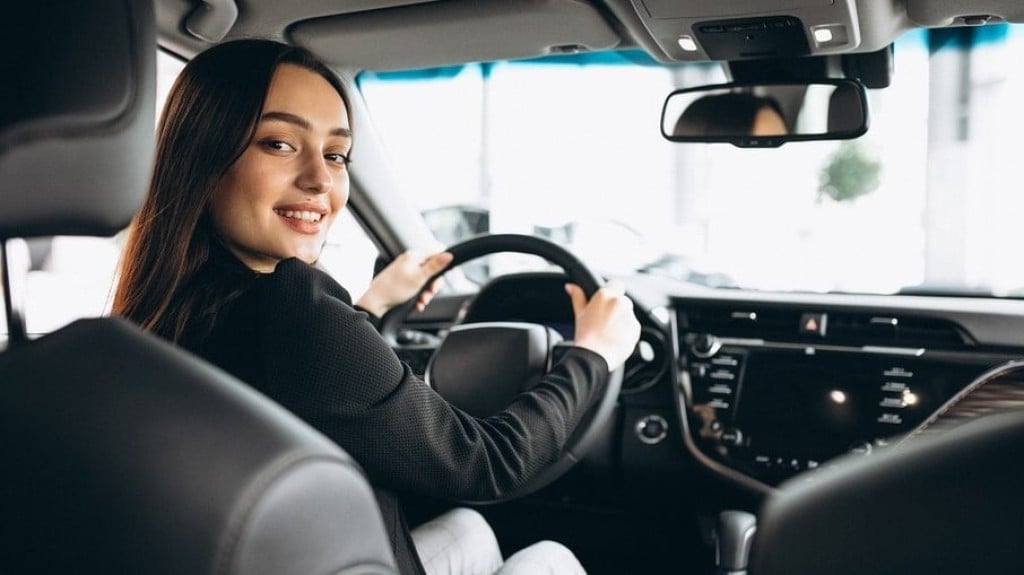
[{"x1": 297, "y1": 152, "x2": 333, "y2": 193}]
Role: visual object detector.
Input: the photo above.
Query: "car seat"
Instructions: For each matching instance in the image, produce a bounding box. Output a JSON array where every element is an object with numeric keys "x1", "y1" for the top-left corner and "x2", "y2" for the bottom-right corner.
[{"x1": 0, "y1": 1, "x2": 397, "y2": 573}]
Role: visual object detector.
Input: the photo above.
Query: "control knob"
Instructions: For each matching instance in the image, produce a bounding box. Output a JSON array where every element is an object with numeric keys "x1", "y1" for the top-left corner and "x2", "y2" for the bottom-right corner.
[
  {"x1": 691, "y1": 333, "x2": 722, "y2": 358},
  {"x1": 636, "y1": 414, "x2": 669, "y2": 445},
  {"x1": 720, "y1": 427, "x2": 744, "y2": 448}
]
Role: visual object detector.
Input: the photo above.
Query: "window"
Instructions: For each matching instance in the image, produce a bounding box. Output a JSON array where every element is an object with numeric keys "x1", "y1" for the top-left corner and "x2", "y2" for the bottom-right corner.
[{"x1": 359, "y1": 26, "x2": 1024, "y2": 297}]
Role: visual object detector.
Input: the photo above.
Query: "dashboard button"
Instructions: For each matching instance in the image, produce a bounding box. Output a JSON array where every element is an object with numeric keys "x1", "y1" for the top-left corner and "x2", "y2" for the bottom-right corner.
[
  {"x1": 883, "y1": 367, "x2": 914, "y2": 378},
  {"x1": 711, "y1": 355, "x2": 739, "y2": 367},
  {"x1": 708, "y1": 398, "x2": 731, "y2": 410},
  {"x1": 799, "y1": 312, "x2": 828, "y2": 336},
  {"x1": 877, "y1": 413, "x2": 903, "y2": 425},
  {"x1": 720, "y1": 428, "x2": 744, "y2": 447},
  {"x1": 881, "y1": 381, "x2": 908, "y2": 392},
  {"x1": 710, "y1": 369, "x2": 736, "y2": 380},
  {"x1": 636, "y1": 414, "x2": 669, "y2": 445},
  {"x1": 691, "y1": 333, "x2": 721, "y2": 358},
  {"x1": 879, "y1": 397, "x2": 907, "y2": 408}
]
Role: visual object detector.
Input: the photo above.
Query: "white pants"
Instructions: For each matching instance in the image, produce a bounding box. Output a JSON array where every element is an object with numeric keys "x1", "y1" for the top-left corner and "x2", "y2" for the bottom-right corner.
[{"x1": 411, "y1": 507, "x2": 587, "y2": 575}]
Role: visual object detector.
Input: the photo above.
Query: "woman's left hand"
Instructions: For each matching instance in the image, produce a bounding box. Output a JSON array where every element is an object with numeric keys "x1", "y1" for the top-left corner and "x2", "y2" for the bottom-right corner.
[{"x1": 356, "y1": 250, "x2": 454, "y2": 317}]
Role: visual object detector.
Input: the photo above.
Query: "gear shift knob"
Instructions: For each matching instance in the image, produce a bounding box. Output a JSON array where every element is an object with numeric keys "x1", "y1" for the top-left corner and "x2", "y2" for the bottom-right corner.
[{"x1": 716, "y1": 510, "x2": 757, "y2": 574}]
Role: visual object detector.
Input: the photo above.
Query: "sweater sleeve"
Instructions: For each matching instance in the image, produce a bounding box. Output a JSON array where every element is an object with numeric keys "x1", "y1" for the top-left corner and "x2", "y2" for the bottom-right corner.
[
  {"x1": 352, "y1": 305, "x2": 382, "y2": 330},
  {"x1": 255, "y1": 258, "x2": 609, "y2": 502}
]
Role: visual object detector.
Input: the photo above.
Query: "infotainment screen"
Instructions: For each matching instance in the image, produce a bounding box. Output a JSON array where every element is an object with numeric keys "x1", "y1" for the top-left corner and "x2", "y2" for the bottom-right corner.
[
  {"x1": 735, "y1": 350, "x2": 898, "y2": 462},
  {"x1": 688, "y1": 345, "x2": 980, "y2": 482}
]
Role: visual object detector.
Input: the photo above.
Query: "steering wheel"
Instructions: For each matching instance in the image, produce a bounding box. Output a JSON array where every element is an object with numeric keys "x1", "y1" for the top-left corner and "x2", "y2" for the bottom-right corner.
[{"x1": 379, "y1": 233, "x2": 624, "y2": 502}]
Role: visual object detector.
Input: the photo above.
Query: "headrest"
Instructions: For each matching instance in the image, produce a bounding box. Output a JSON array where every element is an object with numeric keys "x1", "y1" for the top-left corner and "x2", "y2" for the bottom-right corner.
[
  {"x1": 0, "y1": 0, "x2": 155, "y2": 239},
  {"x1": 827, "y1": 82, "x2": 863, "y2": 133}
]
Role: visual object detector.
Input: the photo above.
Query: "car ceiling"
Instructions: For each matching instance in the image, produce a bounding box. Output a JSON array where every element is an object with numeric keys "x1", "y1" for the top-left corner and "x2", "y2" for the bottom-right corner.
[{"x1": 156, "y1": 0, "x2": 1024, "y2": 72}]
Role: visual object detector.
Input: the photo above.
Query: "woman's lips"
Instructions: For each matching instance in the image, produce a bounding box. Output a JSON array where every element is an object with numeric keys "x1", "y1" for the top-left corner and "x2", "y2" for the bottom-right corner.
[{"x1": 274, "y1": 207, "x2": 326, "y2": 235}]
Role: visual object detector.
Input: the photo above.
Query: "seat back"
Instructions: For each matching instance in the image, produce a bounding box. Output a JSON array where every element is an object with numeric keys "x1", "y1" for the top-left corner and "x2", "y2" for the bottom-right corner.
[
  {"x1": 0, "y1": 1, "x2": 397, "y2": 573},
  {"x1": 750, "y1": 408, "x2": 1024, "y2": 575},
  {"x1": 826, "y1": 81, "x2": 863, "y2": 133}
]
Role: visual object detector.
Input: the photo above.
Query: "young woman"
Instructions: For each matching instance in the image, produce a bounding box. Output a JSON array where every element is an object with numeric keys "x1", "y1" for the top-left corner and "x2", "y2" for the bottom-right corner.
[
  {"x1": 673, "y1": 92, "x2": 788, "y2": 137},
  {"x1": 113, "y1": 39, "x2": 640, "y2": 575}
]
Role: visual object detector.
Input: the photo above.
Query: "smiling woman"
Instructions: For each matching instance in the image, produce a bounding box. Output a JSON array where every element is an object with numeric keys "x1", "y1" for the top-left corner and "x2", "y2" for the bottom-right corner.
[
  {"x1": 206, "y1": 64, "x2": 353, "y2": 272},
  {"x1": 114, "y1": 40, "x2": 345, "y2": 337},
  {"x1": 110, "y1": 37, "x2": 641, "y2": 575}
]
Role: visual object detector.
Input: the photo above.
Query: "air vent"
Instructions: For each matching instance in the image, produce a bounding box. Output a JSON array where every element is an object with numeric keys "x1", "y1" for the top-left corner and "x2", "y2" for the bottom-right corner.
[
  {"x1": 828, "y1": 313, "x2": 970, "y2": 348},
  {"x1": 621, "y1": 327, "x2": 669, "y2": 395},
  {"x1": 680, "y1": 304, "x2": 973, "y2": 349},
  {"x1": 681, "y1": 305, "x2": 802, "y2": 341}
]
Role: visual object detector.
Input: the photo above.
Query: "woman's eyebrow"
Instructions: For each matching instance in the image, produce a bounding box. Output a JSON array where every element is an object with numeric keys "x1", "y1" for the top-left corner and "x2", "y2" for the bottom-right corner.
[{"x1": 260, "y1": 110, "x2": 352, "y2": 138}]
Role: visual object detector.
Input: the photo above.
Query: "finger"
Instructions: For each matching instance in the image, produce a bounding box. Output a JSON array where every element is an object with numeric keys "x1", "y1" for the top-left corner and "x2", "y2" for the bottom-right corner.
[
  {"x1": 394, "y1": 250, "x2": 418, "y2": 266},
  {"x1": 564, "y1": 283, "x2": 588, "y2": 317},
  {"x1": 421, "y1": 251, "x2": 454, "y2": 275},
  {"x1": 417, "y1": 278, "x2": 441, "y2": 303},
  {"x1": 417, "y1": 290, "x2": 433, "y2": 307}
]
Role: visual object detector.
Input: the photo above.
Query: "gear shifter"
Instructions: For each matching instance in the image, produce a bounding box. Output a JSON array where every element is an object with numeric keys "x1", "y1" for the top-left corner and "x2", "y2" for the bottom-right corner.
[{"x1": 715, "y1": 510, "x2": 757, "y2": 575}]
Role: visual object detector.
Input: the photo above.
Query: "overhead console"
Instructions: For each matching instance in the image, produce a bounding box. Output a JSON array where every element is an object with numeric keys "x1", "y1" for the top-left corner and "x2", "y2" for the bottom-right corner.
[
  {"x1": 626, "y1": 0, "x2": 870, "y2": 62},
  {"x1": 670, "y1": 297, "x2": 1024, "y2": 492}
]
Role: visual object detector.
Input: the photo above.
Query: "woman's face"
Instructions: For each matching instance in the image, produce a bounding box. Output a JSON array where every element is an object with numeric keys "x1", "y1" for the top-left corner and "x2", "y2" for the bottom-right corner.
[
  {"x1": 209, "y1": 64, "x2": 352, "y2": 272},
  {"x1": 751, "y1": 106, "x2": 788, "y2": 137}
]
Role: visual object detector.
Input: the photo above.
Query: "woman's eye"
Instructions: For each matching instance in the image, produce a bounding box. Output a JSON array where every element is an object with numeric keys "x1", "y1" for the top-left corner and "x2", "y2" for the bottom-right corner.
[
  {"x1": 326, "y1": 152, "x2": 351, "y2": 167},
  {"x1": 262, "y1": 140, "x2": 295, "y2": 153}
]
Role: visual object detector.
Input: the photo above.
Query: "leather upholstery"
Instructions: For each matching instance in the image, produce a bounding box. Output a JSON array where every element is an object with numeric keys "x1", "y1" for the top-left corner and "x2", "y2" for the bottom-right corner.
[
  {"x1": 750, "y1": 408, "x2": 1024, "y2": 575},
  {"x1": 0, "y1": 0, "x2": 156, "y2": 239},
  {"x1": 0, "y1": 319, "x2": 397, "y2": 573},
  {"x1": 0, "y1": 1, "x2": 397, "y2": 572}
]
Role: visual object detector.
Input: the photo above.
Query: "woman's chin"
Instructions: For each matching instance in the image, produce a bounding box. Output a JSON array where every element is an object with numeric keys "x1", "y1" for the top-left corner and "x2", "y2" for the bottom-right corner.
[{"x1": 291, "y1": 247, "x2": 322, "y2": 265}]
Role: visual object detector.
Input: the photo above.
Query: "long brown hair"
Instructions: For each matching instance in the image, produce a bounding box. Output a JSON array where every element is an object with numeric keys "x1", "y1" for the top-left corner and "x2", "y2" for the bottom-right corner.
[{"x1": 113, "y1": 39, "x2": 352, "y2": 342}]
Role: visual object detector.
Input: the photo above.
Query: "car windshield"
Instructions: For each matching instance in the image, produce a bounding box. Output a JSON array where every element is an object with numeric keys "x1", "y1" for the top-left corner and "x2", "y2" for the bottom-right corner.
[{"x1": 358, "y1": 25, "x2": 1024, "y2": 297}]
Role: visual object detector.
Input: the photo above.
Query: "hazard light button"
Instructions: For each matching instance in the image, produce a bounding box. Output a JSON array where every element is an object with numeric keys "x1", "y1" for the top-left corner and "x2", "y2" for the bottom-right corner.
[{"x1": 799, "y1": 312, "x2": 827, "y2": 337}]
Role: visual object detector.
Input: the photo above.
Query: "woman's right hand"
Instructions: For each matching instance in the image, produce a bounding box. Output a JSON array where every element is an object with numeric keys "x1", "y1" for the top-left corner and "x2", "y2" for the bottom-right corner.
[{"x1": 564, "y1": 281, "x2": 641, "y2": 370}]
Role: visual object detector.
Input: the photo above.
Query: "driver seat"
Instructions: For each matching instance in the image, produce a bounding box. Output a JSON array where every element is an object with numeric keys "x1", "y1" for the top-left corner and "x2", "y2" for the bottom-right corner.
[{"x1": 0, "y1": 1, "x2": 396, "y2": 573}]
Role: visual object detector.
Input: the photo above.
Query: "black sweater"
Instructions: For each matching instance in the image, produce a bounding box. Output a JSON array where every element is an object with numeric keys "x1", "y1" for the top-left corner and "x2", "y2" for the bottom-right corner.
[{"x1": 180, "y1": 255, "x2": 609, "y2": 574}]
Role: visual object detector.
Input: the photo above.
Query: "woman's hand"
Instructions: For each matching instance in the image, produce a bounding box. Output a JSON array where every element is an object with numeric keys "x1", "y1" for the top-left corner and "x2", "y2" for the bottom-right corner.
[
  {"x1": 356, "y1": 250, "x2": 454, "y2": 317},
  {"x1": 564, "y1": 281, "x2": 641, "y2": 370}
]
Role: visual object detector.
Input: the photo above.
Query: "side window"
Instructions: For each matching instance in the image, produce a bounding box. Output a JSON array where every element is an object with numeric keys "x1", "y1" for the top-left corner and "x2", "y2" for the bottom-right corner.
[{"x1": 156, "y1": 50, "x2": 186, "y2": 118}]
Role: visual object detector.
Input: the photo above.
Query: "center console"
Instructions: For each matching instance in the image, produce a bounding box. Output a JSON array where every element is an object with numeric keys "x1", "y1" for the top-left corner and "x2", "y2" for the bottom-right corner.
[{"x1": 672, "y1": 299, "x2": 1017, "y2": 487}]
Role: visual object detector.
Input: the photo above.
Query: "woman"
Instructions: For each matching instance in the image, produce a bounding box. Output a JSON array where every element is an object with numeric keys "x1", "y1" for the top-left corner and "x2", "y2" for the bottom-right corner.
[
  {"x1": 114, "y1": 39, "x2": 640, "y2": 575},
  {"x1": 673, "y1": 92, "x2": 788, "y2": 137}
]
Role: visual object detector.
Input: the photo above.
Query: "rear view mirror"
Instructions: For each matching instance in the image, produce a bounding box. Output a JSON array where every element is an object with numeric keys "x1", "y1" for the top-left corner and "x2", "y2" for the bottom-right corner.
[{"x1": 661, "y1": 79, "x2": 868, "y2": 147}]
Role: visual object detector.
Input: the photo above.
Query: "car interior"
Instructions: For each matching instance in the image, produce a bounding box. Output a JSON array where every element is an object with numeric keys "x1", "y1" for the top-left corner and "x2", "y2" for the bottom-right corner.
[{"x1": 3, "y1": 0, "x2": 1024, "y2": 573}]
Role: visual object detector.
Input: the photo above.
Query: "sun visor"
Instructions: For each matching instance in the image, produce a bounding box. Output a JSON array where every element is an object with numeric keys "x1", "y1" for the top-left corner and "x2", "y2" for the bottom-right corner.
[{"x1": 288, "y1": 0, "x2": 621, "y2": 71}]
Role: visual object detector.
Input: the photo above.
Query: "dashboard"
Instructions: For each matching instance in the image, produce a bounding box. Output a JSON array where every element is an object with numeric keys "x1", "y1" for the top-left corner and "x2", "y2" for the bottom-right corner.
[
  {"x1": 670, "y1": 297, "x2": 1024, "y2": 491},
  {"x1": 394, "y1": 272, "x2": 1024, "y2": 499}
]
